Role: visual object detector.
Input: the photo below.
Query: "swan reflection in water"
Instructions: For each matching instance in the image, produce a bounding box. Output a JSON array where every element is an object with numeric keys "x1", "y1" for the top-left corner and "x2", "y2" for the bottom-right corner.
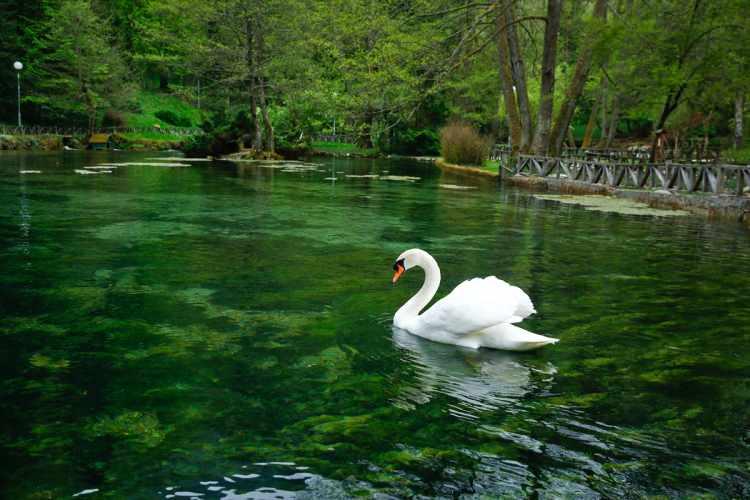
[{"x1": 391, "y1": 327, "x2": 557, "y2": 419}]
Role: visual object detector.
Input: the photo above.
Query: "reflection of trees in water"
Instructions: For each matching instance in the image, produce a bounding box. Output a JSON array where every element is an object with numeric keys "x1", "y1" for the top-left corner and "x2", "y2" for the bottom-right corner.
[{"x1": 391, "y1": 327, "x2": 556, "y2": 419}]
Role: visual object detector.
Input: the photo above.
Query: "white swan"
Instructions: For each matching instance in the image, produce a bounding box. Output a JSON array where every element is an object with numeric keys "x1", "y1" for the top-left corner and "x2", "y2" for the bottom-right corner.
[{"x1": 391, "y1": 249, "x2": 558, "y2": 351}]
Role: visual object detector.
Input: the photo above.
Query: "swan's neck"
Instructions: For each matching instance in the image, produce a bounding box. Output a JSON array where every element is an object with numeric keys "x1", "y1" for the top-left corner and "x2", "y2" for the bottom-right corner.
[{"x1": 395, "y1": 253, "x2": 441, "y2": 326}]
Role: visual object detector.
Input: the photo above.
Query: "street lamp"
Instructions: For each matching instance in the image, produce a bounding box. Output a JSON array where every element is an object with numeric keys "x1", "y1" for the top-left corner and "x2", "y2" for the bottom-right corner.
[{"x1": 13, "y1": 61, "x2": 23, "y2": 127}]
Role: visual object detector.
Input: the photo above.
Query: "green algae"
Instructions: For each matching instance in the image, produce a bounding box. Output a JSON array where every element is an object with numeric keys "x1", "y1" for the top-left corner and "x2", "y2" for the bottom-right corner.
[
  {"x1": 1, "y1": 317, "x2": 66, "y2": 336},
  {"x1": 534, "y1": 194, "x2": 690, "y2": 216},
  {"x1": 92, "y1": 220, "x2": 206, "y2": 242},
  {"x1": 87, "y1": 411, "x2": 168, "y2": 448},
  {"x1": 29, "y1": 354, "x2": 70, "y2": 371}
]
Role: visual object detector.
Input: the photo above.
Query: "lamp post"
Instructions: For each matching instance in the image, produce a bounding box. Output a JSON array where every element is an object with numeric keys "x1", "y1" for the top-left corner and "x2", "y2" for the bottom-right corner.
[
  {"x1": 13, "y1": 61, "x2": 23, "y2": 128},
  {"x1": 332, "y1": 91, "x2": 338, "y2": 140}
]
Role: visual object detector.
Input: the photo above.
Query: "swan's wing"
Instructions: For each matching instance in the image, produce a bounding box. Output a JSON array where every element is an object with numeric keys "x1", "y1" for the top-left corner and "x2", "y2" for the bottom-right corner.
[{"x1": 418, "y1": 276, "x2": 536, "y2": 336}]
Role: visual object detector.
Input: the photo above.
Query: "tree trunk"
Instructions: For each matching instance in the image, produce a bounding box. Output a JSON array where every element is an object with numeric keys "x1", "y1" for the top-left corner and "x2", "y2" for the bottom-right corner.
[
  {"x1": 258, "y1": 77, "x2": 274, "y2": 152},
  {"x1": 495, "y1": 4, "x2": 521, "y2": 155},
  {"x1": 567, "y1": 125, "x2": 576, "y2": 148},
  {"x1": 245, "y1": 17, "x2": 264, "y2": 150},
  {"x1": 244, "y1": 17, "x2": 261, "y2": 150},
  {"x1": 505, "y1": 4, "x2": 532, "y2": 151},
  {"x1": 253, "y1": 23, "x2": 274, "y2": 153},
  {"x1": 531, "y1": 0, "x2": 562, "y2": 155},
  {"x1": 581, "y1": 95, "x2": 600, "y2": 148},
  {"x1": 649, "y1": 85, "x2": 686, "y2": 162},
  {"x1": 605, "y1": 94, "x2": 619, "y2": 148},
  {"x1": 86, "y1": 98, "x2": 95, "y2": 133},
  {"x1": 159, "y1": 73, "x2": 169, "y2": 91},
  {"x1": 701, "y1": 111, "x2": 712, "y2": 161},
  {"x1": 598, "y1": 78, "x2": 608, "y2": 147},
  {"x1": 360, "y1": 108, "x2": 374, "y2": 148},
  {"x1": 549, "y1": 0, "x2": 607, "y2": 155},
  {"x1": 250, "y1": 93, "x2": 262, "y2": 149},
  {"x1": 735, "y1": 92, "x2": 744, "y2": 149},
  {"x1": 84, "y1": 86, "x2": 96, "y2": 133}
]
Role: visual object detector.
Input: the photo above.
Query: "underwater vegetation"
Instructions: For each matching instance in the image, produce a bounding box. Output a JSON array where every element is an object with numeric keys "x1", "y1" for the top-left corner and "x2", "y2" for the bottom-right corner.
[{"x1": 0, "y1": 152, "x2": 749, "y2": 497}]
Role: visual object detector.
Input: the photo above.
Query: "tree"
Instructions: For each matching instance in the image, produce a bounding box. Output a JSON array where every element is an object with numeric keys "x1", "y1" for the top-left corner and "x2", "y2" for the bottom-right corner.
[
  {"x1": 495, "y1": 3, "x2": 522, "y2": 155},
  {"x1": 29, "y1": 0, "x2": 130, "y2": 130},
  {"x1": 129, "y1": 0, "x2": 191, "y2": 91},
  {"x1": 606, "y1": 0, "x2": 740, "y2": 160},
  {"x1": 530, "y1": 0, "x2": 562, "y2": 154},
  {"x1": 0, "y1": 0, "x2": 45, "y2": 123},
  {"x1": 549, "y1": 0, "x2": 607, "y2": 155},
  {"x1": 504, "y1": 3, "x2": 533, "y2": 151},
  {"x1": 182, "y1": 0, "x2": 321, "y2": 152}
]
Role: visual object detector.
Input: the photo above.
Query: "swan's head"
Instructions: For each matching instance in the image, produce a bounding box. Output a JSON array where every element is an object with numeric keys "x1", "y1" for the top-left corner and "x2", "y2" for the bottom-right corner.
[{"x1": 392, "y1": 248, "x2": 427, "y2": 284}]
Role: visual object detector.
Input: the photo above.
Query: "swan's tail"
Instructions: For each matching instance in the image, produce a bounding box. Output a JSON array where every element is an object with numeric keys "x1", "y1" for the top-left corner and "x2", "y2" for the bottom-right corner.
[{"x1": 479, "y1": 323, "x2": 558, "y2": 352}]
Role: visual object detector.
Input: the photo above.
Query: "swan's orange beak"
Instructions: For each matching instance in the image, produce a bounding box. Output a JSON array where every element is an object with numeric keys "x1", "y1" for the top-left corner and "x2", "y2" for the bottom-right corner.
[{"x1": 392, "y1": 263, "x2": 405, "y2": 284}]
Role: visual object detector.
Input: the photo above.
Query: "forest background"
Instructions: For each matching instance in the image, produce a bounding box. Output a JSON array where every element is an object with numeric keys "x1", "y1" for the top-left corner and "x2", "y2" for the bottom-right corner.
[{"x1": 1, "y1": 0, "x2": 748, "y2": 160}]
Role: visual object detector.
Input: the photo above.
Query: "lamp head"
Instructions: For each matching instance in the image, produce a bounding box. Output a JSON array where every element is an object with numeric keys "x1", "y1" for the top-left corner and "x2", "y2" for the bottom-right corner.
[{"x1": 13, "y1": 61, "x2": 23, "y2": 71}]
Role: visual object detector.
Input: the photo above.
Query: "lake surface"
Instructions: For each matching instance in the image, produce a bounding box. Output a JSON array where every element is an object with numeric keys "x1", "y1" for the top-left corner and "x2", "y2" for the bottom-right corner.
[{"x1": 1, "y1": 151, "x2": 749, "y2": 498}]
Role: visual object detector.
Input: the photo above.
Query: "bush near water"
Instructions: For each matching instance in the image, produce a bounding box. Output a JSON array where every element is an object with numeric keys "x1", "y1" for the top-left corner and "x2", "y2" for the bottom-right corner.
[{"x1": 439, "y1": 122, "x2": 491, "y2": 166}]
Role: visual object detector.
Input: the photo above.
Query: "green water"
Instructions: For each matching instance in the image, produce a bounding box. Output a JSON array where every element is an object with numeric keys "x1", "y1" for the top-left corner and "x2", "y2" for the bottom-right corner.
[{"x1": 1, "y1": 151, "x2": 749, "y2": 498}]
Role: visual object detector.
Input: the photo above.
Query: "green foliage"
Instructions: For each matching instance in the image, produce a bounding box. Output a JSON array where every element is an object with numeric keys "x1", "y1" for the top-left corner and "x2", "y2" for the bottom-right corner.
[
  {"x1": 439, "y1": 122, "x2": 491, "y2": 166},
  {"x1": 117, "y1": 131, "x2": 185, "y2": 142},
  {"x1": 482, "y1": 159, "x2": 500, "y2": 173},
  {"x1": 154, "y1": 110, "x2": 192, "y2": 127},
  {"x1": 723, "y1": 146, "x2": 750, "y2": 164},
  {"x1": 0, "y1": 1, "x2": 45, "y2": 121},
  {"x1": 385, "y1": 127, "x2": 440, "y2": 156},
  {"x1": 182, "y1": 110, "x2": 256, "y2": 156},
  {"x1": 1, "y1": 0, "x2": 748, "y2": 152},
  {"x1": 27, "y1": 0, "x2": 132, "y2": 129},
  {"x1": 102, "y1": 109, "x2": 126, "y2": 128},
  {"x1": 125, "y1": 91, "x2": 200, "y2": 129}
]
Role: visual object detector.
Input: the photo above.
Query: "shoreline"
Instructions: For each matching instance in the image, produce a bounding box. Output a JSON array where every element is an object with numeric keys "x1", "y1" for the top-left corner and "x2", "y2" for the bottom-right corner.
[
  {"x1": 0, "y1": 133, "x2": 185, "y2": 152},
  {"x1": 435, "y1": 159, "x2": 750, "y2": 225}
]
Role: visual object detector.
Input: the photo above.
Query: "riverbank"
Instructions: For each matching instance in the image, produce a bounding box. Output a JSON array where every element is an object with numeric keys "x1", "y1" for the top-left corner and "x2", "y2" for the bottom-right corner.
[
  {"x1": 436, "y1": 159, "x2": 750, "y2": 224},
  {"x1": 0, "y1": 134, "x2": 76, "y2": 151},
  {"x1": 0, "y1": 132, "x2": 185, "y2": 152}
]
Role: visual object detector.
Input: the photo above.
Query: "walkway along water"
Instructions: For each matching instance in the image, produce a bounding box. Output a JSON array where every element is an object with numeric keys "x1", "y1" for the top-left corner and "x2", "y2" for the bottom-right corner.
[
  {"x1": 438, "y1": 150, "x2": 750, "y2": 224},
  {"x1": 512, "y1": 155, "x2": 750, "y2": 196}
]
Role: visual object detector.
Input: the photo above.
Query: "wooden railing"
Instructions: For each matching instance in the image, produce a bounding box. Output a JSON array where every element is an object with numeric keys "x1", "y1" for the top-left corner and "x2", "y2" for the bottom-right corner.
[
  {"x1": 560, "y1": 147, "x2": 651, "y2": 163},
  {"x1": 492, "y1": 144, "x2": 721, "y2": 164},
  {"x1": 513, "y1": 155, "x2": 750, "y2": 196},
  {"x1": 313, "y1": 134, "x2": 356, "y2": 144}
]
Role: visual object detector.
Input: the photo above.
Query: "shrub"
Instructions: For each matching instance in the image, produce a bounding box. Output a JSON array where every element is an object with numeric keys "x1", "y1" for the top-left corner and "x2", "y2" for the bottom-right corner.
[
  {"x1": 102, "y1": 109, "x2": 126, "y2": 128},
  {"x1": 386, "y1": 127, "x2": 440, "y2": 155},
  {"x1": 439, "y1": 121, "x2": 491, "y2": 166},
  {"x1": 154, "y1": 110, "x2": 192, "y2": 127},
  {"x1": 182, "y1": 112, "x2": 246, "y2": 157}
]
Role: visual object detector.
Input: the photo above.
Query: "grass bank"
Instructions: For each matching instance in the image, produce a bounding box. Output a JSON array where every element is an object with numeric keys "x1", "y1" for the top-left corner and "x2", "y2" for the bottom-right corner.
[
  {"x1": 722, "y1": 146, "x2": 750, "y2": 165},
  {"x1": 124, "y1": 91, "x2": 202, "y2": 130},
  {"x1": 117, "y1": 91, "x2": 201, "y2": 147},
  {"x1": 435, "y1": 158, "x2": 500, "y2": 178},
  {"x1": 0, "y1": 134, "x2": 75, "y2": 151}
]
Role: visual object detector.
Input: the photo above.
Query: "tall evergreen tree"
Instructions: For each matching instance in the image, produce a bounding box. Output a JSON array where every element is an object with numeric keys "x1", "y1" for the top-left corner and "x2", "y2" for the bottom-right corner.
[{"x1": 28, "y1": 0, "x2": 130, "y2": 130}]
